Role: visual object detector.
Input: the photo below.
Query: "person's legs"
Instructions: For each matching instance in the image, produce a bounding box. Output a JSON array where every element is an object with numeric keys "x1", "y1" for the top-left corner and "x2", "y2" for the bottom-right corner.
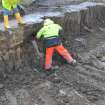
[
  {"x1": 55, "y1": 45, "x2": 74, "y2": 64},
  {"x1": 45, "y1": 47, "x2": 54, "y2": 70},
  {"x1": 2, "y1": 9, "x2": 10, "y2": 28},
  {"x1": 14, "y1": 7, "x2": 25, "y2": 24}
]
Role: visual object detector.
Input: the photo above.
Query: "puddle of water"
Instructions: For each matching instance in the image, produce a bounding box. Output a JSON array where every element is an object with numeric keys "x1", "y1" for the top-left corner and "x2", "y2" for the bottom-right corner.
[
  {"x1": 24, "y1": 2, "x2": 102, "y2": 24},
  {"x1": 23, "y1": 12, "x2": 63, "y2": 24},
  {"x1": 64, "y1": 2, "x2": 103, "y2": 12},
  {"x1": 0, "y1": 11, "x2": 63, "y2": 30},
  {"x1": 0, "y1": 2, "x2": 104, "y2": 31},
  {"x1": 23, "y1": 14, "x2": 43, "y2": 24},
  {"x1": 0, "y1": 20, "x2": 18, "y2": 31}
]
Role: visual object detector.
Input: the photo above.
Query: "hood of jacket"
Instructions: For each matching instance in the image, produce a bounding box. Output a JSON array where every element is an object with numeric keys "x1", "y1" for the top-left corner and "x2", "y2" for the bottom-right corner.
[{"x1": 44, "y1": 18, "x2": 54, "y2": 26}]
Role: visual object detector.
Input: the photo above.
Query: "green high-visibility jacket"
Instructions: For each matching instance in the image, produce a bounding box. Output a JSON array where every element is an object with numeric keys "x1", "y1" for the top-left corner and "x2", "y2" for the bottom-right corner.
[
  {"x1": 37, "y1": 23, "x2": 62, "y2": 39},
  {"x1": 2, "y1": 0, "x2": 21, "y2": 11}
]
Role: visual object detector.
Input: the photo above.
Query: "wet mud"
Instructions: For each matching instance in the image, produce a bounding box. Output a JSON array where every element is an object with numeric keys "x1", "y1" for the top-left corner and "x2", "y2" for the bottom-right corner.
[{"x1": 1, "y1": 2, "x2": 105, "y2": 105}]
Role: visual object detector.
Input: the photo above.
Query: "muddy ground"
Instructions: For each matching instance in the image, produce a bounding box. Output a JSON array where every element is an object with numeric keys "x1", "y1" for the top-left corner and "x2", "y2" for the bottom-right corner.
[
  {"x1": 1, "y1": 1, "x2": 105, "y2": 105},
  {"x1": 1, "y1": 30, "x2": 105, "y2": 105}
]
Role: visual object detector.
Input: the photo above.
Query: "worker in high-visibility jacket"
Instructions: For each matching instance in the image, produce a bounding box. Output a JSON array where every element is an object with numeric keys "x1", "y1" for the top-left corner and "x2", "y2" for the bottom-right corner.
[
  {"x1": 2, "y1": 0, "x2": 25, "y2": 28},
  {"x1": 36, "y1": 18, "x2": 76, "y2": 70}
]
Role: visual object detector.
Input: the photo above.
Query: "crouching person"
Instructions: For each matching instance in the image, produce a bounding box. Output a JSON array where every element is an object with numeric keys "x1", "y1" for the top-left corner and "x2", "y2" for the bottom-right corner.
[
  {"x1": 2, "y1": 0, "x2": 25, "y2": 29},
  {"x1": 36, "y1": 18, "x2": 76, "y2": 71}
]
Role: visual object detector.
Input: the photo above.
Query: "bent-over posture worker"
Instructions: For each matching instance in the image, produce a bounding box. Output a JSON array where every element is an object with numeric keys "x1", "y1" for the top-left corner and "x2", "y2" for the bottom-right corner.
[
  {"x1": 2, "y1": 0, "x2": 25, "y2": 28},
  {"x1": 36, "y1": 18, "x2": 76, "y2": 70}
]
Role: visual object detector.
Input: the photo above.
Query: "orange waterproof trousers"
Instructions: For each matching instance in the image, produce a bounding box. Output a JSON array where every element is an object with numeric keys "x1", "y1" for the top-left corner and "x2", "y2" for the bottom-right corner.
[{"x1": 45, "y1": 45, "x2": 73, "y2": 70}]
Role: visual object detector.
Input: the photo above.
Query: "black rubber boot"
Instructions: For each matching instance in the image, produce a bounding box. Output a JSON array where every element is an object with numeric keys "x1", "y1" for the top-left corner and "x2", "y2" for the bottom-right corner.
[
  {"x1": 71, "y1": 59, "x2": 77, "y2": 66},
  {"x1": 45, "y1": 66, "x2": 59, "y2": 76}
]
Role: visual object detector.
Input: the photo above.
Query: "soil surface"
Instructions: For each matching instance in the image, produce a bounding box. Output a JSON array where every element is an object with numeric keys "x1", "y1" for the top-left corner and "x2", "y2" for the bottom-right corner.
[
  {"x1": 1, "y1": 29, "x2": 105, "y2": 105},
  {"x1": 1, "y1": 1, "x2": 105, "y2": 105}
]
